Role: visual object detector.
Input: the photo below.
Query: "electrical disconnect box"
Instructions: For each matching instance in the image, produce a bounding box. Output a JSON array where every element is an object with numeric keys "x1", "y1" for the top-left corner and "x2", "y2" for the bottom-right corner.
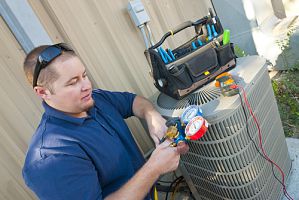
[{"x1": 127, "y1": 0, "x2": 150, "y2": 27}]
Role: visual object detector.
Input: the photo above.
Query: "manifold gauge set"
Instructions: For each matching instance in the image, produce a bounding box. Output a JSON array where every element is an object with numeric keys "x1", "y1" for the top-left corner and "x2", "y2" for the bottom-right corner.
[{"x1": 164, "y1": 105, "x2": 208, "y2": 146}]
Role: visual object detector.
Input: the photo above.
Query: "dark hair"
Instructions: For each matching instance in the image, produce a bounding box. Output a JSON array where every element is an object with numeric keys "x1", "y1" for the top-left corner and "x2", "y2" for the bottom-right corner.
[{"x1": 23, "y1": 45, "x2": 75, "y2": 91}]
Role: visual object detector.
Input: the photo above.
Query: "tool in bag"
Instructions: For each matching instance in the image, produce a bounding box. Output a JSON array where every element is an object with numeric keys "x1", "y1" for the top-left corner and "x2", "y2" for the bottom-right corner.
[{"x1": 144, "y1": 9, "x2": 237, "y2": 100}]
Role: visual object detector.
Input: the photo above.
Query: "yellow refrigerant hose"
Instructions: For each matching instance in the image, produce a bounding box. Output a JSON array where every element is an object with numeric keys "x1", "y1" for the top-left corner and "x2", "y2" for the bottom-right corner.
[{"x1": 154, "y1": 186, "x2": 158, "y2": 200}]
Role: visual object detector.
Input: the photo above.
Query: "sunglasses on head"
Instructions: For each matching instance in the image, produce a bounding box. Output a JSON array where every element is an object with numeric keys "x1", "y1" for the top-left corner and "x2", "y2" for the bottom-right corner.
[{"x1": 32, "y1": 43, "x2": 74, "y2": 88}]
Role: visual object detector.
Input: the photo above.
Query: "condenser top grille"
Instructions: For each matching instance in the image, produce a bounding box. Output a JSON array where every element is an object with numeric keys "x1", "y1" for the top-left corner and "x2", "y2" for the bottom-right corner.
[{"x1": 157, "y1": 84, "x2": 221, "y2": 110}]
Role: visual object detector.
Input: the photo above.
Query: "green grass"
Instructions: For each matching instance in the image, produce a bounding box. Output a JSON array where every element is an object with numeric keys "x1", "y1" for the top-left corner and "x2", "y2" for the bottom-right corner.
[{"x1": 272, "y1": 65, "x2": 299, "y2": 137}]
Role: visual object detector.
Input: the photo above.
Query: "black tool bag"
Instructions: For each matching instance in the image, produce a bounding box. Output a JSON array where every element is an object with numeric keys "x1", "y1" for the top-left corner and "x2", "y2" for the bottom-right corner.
[{"x1": 145, "y1": 13, "x2": 236, "y2": 100}]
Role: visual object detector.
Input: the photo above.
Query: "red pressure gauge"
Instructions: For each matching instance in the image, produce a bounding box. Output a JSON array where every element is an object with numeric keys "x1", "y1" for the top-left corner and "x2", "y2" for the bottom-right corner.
[{"x1": 185, "y1": 116, "x2": 208, "y2": 140}]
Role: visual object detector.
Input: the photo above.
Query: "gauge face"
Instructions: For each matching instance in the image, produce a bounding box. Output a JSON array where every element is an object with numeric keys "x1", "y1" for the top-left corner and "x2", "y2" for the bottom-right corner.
[
  {"x1": 185, "y1": 108, "x2": 198, "y2": 119},
  {"x1": 182, "y1": 105, "x2": 200, "y2": 124},
  {"x1": 186, "y1": 116, "x2": 204, "y2": 136}
]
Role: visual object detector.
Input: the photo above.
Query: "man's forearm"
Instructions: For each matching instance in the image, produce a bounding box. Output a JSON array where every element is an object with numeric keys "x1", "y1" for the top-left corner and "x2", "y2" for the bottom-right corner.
[
  {"x1": 104, "y1": 140, "x2": 180, "y2": 200},
  {"x1": 104, "y1": 161, "x2": 159, "y2": 200},
  {"x1": 132, "y1": 96, "x2": 156, "y2": 119}
]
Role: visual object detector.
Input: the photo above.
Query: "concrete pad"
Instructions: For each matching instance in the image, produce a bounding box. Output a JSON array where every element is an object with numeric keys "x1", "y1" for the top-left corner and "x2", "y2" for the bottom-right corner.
[{"x1": 282, "y1": 138, "x2": 299, "y2": 200}]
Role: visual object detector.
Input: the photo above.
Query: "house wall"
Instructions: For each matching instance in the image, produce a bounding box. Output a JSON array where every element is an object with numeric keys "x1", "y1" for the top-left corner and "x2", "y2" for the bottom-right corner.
[{"x1": 0, "y1": 16, "x2": 39, "y2": 199}]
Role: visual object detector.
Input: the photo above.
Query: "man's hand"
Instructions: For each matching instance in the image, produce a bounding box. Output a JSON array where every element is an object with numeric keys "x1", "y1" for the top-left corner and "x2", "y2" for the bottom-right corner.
[
  {"x1": 132, "y1": 96, "x2": 167, "y2": 146},
  {"x1": 177, "y1": 142, "x2": 190, "y2": 155},
  {"x1": 133, "y1": 96, "x2": 190, "y2": 154},
  {"x1": 148, "y1": 140, "x2": 180, "y2": 174},
  {"x1": 147, "y1": 111, "x2": 167, "y2": 146}
]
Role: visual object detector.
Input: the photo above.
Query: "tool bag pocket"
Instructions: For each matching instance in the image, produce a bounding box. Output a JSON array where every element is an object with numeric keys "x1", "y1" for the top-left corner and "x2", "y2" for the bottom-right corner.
[
  {"x1": 216, "y1": 43, "x2": 236, "y2": 66},
  {"x1": 168, "y1": 64, "x2": 193, "y2": 89},
  {"x1": 149, "y1": 49, "x2": 193, "y2": 93},
  {"x1": 184, "y1": 48, "x2": 218, "y2": 82}
]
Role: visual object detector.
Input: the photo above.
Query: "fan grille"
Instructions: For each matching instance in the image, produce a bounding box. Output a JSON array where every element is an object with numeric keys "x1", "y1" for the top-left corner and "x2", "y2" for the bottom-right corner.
[{"x1": 157, "y1": 84, "x2": 221, "y2": 110}]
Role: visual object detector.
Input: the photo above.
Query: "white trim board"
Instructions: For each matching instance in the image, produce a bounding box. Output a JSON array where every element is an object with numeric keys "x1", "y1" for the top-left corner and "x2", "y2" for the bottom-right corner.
[{"x1": 0, "y1": 0, "x2": 52, "y2": 53}]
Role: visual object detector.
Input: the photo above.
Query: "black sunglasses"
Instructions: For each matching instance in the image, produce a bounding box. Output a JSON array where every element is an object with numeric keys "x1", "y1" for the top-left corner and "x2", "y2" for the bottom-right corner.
[{"x1": 32, "y1": 43, "x2": 74, "y2": 87}]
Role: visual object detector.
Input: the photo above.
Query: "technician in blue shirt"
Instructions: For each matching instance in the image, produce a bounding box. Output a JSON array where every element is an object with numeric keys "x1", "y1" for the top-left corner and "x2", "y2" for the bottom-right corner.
[{"x1": 22, "y1": 43, "x2": 187, "y2": 200}]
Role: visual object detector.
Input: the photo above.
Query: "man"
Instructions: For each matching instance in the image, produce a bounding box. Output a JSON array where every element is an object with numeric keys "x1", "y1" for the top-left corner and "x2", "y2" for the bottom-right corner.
[{"x1": 22, "y1": 43, "x2": 187, "y2": 200}]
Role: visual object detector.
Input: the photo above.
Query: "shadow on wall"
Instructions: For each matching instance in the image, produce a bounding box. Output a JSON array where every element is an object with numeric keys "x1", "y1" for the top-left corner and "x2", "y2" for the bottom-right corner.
[{"x1": 212, "y1": 0, "x2": 258, "y2": 56}]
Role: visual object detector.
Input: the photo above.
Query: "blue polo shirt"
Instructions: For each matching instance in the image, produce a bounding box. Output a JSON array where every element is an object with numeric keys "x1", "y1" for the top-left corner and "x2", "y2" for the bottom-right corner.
[{"x1": 22, "y1": 89, "x2": 148, "y2": 199}]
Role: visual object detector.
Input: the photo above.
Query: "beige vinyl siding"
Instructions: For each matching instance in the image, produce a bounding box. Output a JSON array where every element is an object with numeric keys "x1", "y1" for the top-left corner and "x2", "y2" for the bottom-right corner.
[{"x1": 0, "y1": 16, "x2": 39, "y2": 199}]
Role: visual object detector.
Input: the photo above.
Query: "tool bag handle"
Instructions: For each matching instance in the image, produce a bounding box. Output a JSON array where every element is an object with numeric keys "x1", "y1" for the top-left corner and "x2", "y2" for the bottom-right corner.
[{"x1": 149, "y1": 16, "x2": 209, "y2": 50}]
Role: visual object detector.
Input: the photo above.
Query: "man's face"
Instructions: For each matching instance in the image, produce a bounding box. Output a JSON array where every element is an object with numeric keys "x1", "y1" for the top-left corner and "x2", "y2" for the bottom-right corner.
[{"x1": 45, "y1": 56, "x2": 94, "y2": 117}]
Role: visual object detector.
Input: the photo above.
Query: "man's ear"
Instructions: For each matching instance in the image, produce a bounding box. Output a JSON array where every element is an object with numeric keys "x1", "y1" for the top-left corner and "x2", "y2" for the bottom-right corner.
[{"x1": 34, "y1": 86, "x2": 52, "y2": 100}]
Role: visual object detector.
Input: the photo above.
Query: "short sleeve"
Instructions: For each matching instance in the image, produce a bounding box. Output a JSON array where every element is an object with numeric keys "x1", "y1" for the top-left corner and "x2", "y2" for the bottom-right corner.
[
  {"x1": 92, "y1": 89, "x2": 136, "y2": 118},
  {"x1": 23, "y1": 155, "x2": 102, "y2": 200}
]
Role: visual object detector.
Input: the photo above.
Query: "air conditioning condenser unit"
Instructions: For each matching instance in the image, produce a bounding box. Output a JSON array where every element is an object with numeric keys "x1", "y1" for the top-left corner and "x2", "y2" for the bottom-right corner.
[{"x1": 151, "y1": 55, "x2": 291, "y2": 200}]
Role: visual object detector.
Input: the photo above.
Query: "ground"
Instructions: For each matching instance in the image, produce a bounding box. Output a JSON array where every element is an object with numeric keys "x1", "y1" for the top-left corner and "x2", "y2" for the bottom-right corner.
[
  {"x1": 272, "y1": 68, "x2": 299, "y2": 138},
  {"x1": 271, "y1": 20, "x2": 299, "y2": 138}
]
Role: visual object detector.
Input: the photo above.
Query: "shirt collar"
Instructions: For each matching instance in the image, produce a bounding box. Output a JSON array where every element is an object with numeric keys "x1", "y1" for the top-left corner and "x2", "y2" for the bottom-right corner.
[{"x1": 42, "y1": 101, "x2": 91, "y2": 125}]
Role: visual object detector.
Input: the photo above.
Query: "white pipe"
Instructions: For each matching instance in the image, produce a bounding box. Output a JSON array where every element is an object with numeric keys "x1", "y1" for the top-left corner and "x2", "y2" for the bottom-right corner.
[
  {"x1": 145, "y1": 23, "x2": 155, "y2": 46},
  {"x1": 139, "y1": 24, "x2": 150, "y2": 49}
]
